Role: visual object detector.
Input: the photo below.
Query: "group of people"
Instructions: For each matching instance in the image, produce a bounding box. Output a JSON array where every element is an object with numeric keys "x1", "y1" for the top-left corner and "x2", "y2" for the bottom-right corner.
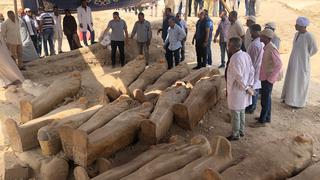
[
  {"x1": 164, "y1": 0, "x2": 261, "y2": 18},
  {"x1": 225, "y1": 14, "x2": 317, "y2": 141},
  {"x1": 0, "y1": 0, "x2": 99, "y2": 71}
]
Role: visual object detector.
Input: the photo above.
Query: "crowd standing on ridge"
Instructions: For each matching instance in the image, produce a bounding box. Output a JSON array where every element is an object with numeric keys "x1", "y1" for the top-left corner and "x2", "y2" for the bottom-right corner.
[{"x1": 0, "y1": 0, "x2": 318, "y2": 142}]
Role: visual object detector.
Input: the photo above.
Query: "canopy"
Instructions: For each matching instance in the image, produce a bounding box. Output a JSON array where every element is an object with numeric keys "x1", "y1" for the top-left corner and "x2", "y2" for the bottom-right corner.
[{"x1": 24, "y1": 0, "x2": 153, "y2": 12}]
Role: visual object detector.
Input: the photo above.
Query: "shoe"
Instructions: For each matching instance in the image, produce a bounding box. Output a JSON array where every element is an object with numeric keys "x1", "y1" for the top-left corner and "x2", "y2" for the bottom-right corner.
[
  {"x1": 226, "y1": 135, "x2": 240, "y2": 141},
  {"x1": 218, "y1": 64, "x2": 225, "y2": 68},
  {"x1": 250, "y1": 122, "x2": 267, "y2": 128},
  {"x1": 58, "y1": 51, "x2": 64, "y2": 54},
  {"x1": 245, "y1": 110, "x2": 254, "y2": 114},
  {"x1": 239, "y1": 132, "x2": 245, "y2": 137},
  {"x1": 192, "y1": 66, "x2": 201, "y2": 70},
  {"x1": 254, "y1": 117, "x2": 260, "y2": 121}
]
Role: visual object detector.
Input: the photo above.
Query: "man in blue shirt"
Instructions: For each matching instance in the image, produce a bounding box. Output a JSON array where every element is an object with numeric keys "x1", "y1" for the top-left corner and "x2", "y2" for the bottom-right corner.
[
  {"x1": 204, "y1": 9, "x2": 213, "y2": 66},
  {"x1": 192, "y1": 11, "x2": 210, "y2": 69},
  {"x1": 157, "y1": 8, "x2": 174, "y2": 42}
]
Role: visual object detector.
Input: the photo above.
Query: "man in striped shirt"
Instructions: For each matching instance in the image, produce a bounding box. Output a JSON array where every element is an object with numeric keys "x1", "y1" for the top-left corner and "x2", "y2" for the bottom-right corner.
[{"x1": 39, "y1": 8, "x2": 55, "y2": 56}]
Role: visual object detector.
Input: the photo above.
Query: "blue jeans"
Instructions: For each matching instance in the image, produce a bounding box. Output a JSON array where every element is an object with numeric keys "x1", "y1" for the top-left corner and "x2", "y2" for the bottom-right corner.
[
  {"x1": 207, "y1": 44, "x2": 212, "y2": 65},
  {"x1": 219, "y1": 42, "x2": 227, "y2": 66},
  {"x1": 194, "y1": 0, "x2": 204, "y2": 16},
  {"x1": 245, "y1": 0, "x2": 249, "y2": 16},
  {"x1": 249, "y1": 0, "x2": 256, "y2": 16},
  {"x1": 82, "y1": 25, "x2": 95, "y2": 46},
  {"x1": 246, "y1": 89, "x2": 259, "y2": 112},
  {"x1": 42, "y1": 28, "x2": 55, "y2": 56},
  {"x1": 259, "y1": 81, "x2": 273, "y2": 123}
]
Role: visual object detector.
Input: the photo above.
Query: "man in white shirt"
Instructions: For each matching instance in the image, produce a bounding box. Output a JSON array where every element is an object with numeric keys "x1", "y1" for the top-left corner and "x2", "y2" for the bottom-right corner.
[
  {"x1": 226, "y1": 37, "x2": 254, "y2": 141},
  {"x1": 245, "y1": 24, "x2": 264, "y2": 114},
  {"x1": 53, "y1": 6, "x2": 63, "y2": 53},
  {"x1": 103, "y1": 12, "x2": 129, "y2": 67},
  {"x1": 77, "y1": 0, "x2": 95, "y2": 46},
  {"x1": 23, "y1": 8, "x2": 39, "y2": 54},
  {"x1": 164, "y1": 17, "x2": 186, "y2": 69},
  {"x1": 176, "y1": 13, "x2": 187, "y2": 61}
]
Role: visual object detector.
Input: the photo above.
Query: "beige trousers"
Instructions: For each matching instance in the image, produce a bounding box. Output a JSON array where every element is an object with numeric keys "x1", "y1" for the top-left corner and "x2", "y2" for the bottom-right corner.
[{"x1": 6, "y1": 43, "x2": 22, "y2": 68}]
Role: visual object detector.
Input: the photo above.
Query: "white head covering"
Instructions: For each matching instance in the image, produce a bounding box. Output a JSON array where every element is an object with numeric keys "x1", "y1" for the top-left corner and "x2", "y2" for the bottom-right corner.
[
  {"x1": 260, "y1": 29, "x2": 274, "y2": 39},
  {"x1": 24, "y1": 8, "x2": 31, "y2": 13},
  {"x1": 296, "y1": 16, "x2": 310, "y2": 27},
  {"x1": 265, "y1": 22, "x2": 276, "y2": 30}
]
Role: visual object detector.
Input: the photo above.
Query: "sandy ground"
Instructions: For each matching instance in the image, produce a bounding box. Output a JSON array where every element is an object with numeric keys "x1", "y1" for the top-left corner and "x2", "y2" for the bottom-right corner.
[{"x1": 0, "y1": 0, "x2": 320, "y2": 177}]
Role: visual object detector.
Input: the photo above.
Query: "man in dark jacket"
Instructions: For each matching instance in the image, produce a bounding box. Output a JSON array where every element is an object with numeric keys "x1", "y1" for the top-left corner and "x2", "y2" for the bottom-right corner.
[
  {"x1": 157, "y1": 8, "x2": 174, "y2": 42},
  {"x1": 63, "y1": 9, "x2": 81, "y2": 50},
  {"x1": 192, "y1": 10, "x2": 209, "y2": 69}
]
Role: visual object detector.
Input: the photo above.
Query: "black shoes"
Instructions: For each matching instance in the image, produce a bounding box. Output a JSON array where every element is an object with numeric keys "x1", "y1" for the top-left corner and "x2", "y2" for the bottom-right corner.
[
  {"x1": 218, "y1": 64, "x2": 225, "y2": 68},
  {"x1": 226, "y1": 135, "x2": 240, "y2": 141},
  {"x1": 192, "y1": 66, "x2": 201, "y2": 70}
]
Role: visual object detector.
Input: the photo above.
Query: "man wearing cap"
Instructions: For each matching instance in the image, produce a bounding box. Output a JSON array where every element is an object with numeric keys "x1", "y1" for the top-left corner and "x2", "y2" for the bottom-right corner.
[
  {"x1": 226, "y1": 37, "x2": 255, "y2": 141},
  {"x1": 245, "y1": 24, "x2": 264, "y2": 114},
  {"x1": 244, "y1": 16, "x2": 256, "y2": 51},
  {"x1": 281, "y1": 17, "x2": 318, "y2": 108},
  {"x1": 252, "y1": 28, "x2": 282, "y2": 127},
  {"x1": 264, "y1": 22, "x2": 281, "y2": 50},
  {"x1": 214, "y1": 10, "x2": 230, "y2": 68}
]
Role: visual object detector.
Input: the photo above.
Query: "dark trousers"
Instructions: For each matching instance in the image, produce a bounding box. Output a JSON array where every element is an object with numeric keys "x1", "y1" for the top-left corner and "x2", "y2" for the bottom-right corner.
[
  {"x1": 196, "y1": 42, "x2": 207, "y2": 67},
  {"x1": 181, "y1": 40, "x2": 186, "y2": 61},
  {"x1": 82, "y1": 25, "x2": 95, "y2": 46},
  {"x1": 188, "y1": 0, "x2": 193, "y2": 16},
  {"x1": 246, "y1": 89, "x2": 260, "y2": 112},
  {"x1": 259, "y1": 81, "x2": 273, "y2": 123},
  {"x1": 37, "y1": 33, "x2": 42, "y2": 56},
  {"x1": 194, "y1": 0, "x2": 204, "y2": 17},
  {"x1": 111, "y1": 40, "x2": 125, "y2": 66},
  {"x1": 165, "y1": 46, "x2": 180, "y2": 69},
  {"x1": 207, "y1": 43, "x2": 212, "y2": 65},
  {"x1": 30, "y1": 35, "x2": 38, "y2": 54},
  {"x1": 219, "y1": 42, "x2": 227, "y2": 66}
]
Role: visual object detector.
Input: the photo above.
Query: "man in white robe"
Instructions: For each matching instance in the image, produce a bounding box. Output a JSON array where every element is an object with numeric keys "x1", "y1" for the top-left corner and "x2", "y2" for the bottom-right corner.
[
  {"x1": 0, "y1": 36, "x2": 24, "y2": 87},
  {"x1": 53, "y1": 6, "x2": 63, "y2": 53},
  {"x1": 281, "y1": 17, "x2": 318, "y2": 108},
  {"x1": 77, "y1": 0, "x2": 95, "y2": 46},
  {"x1": 226, "y1": 37, "x2": 254, "y2": 141}
]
